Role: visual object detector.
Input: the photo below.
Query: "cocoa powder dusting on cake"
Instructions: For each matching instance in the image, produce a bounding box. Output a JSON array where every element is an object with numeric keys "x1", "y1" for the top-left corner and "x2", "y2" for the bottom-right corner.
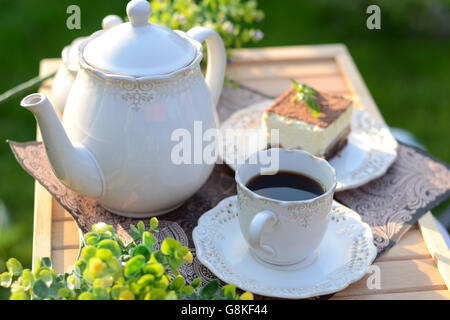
[{"x1": 265, "y1": 87, "x2": 352, "y2": 128}]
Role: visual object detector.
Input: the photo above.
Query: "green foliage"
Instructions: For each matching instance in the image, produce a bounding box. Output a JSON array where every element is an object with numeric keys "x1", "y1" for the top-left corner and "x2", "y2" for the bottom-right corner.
[
  {"x1": 6, "y1": 258, "x2": 22, "y2": 276},
  {"x1": 0, "y1": 219, "x2": 253, "y2": 300},
  {"x1": 290, "y1": 79, "x2": 320, "y2": 118},
  {"x1": 149, "y1": 0, "x2": 264, "y2": 61},
  {"x1": 316, "y1": 0, "x2": 450, "y2": 38}
]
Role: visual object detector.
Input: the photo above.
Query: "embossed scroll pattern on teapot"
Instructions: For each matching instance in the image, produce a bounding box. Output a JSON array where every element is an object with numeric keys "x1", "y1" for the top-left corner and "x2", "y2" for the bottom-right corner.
[{"x1": 20, "y1": 0, "x2": 226, "y2": 217}]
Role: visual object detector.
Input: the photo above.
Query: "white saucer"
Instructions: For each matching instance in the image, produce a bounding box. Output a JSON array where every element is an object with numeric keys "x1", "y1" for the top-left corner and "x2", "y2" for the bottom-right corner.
[
  {"x1": 193, "y1": 196, "x2": 377, "y2": 299},
  {"x1": 219, "y1": 100, "x2": 398, "y2": 191}
]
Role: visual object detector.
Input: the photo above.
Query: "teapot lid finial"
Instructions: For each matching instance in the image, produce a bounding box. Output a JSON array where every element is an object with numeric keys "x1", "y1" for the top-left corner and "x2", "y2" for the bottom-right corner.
[{"x1": 127, "y1": 0, "x2": 152, "y2": 27}]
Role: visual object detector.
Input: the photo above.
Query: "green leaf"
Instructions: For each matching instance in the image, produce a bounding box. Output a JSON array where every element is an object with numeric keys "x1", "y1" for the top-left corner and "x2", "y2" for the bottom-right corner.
[
  {"x1": 10, "y1": 289, "x2": 30, "y2": 300},
  {"x1": 148, "y1": 288, "x2": 166, "y2": 300},
  {"x1": 154, "y1": 276, "x2": 169, "y2": 289},
  {"x1": 92, "y1": 286, "x2": 109, "y2": 300},
  {"x1": 73, "y1": 260, "x2": 86, "y2": 277},
  {"x1": 150, "y1": 217, "x2": 159, "y2": 231},
  {"x1": 142, "y1": 231, "x2": 157, "y2": 249},
  {"x1": 200, "y1": 279, "x2": 220, "y2": 299},
  {"x1": 290, "y1": 78, "x2": 301, "y2": 92},
  {"x1": 175, "y1": 246, "x2": 189, "y2": 260},
  {"x1": 113, "y1": 234, "x2": 126, "y2": 249},
  {"x1": 37, "y1": 269, "x2": 54, "y2": 287},
  {"x1": 169, "y1": 275, "x2": 185, "y2": 291},
  {"x1": 165, "y1": 290, "x2": 178, "y2": 300},
  {"x1": 58, "y1": 287, "x2": 70, "y2": 299},
  {"x1": 303, "y1": 85, "x2": 318, "y2": 96},
  {"x1": 105, "y1": 256, "x2": 120, "y2": 272},
  {"x1": 20, "y1": 269, "x2": 34, "y2": 290},
  {"x1": 32, "y1": 279, "x2": 49, "y2": 299},
  {"x1": 40, "y1": 257, "x2": 52, "y2": 269},
  {"x1": 222, "y1": 284, "x2": 236, "y2": 299},
  {"x1": 84, "y1": 232, "x2": 100, "y2": 246},
  {"x1": 290, "y1": 78, "x2": 320, "y2": 118},
  {"x1": 191, "y1": 277, "x2": 202, "y2": 289},
  {"x1": 137, "y1": 221, "x2": 145, "y2": 234},
  {"x1": 167, "y1": 256, "x2": 184, "y2": 275},
  {"x1": 111, "y1": 285, "x2": 125, "y2": 300},
  {"x1": 161, "y1": 238, "x2": 181, "y2": 256},
  {"x1": 124, "y1": 255, "x2": 146, "y2": 277},
  {"x1": 66, "y1": 275, "x2": 79, "y2": 290},
  {"x1": 6, "y1": 258, "x2": 23, "y2": 276},
  {"x1": 150, "y1": 251, "x2": 165, "y2": 264},
  {"x1": 97, "y1": 239, "x2": 121, "y2": 257},
  {"x1": 81, "y1": 246, "x2": 97, "y2": 260},
  {"x1": 143, "y1": 262, "x2": 164, "y2": 277},
  {"x1": 181, "y1": 285, "x2": 194, "y2": 296},
  {"x1": 78, "y1": 292, "x2": 94, "y2": 300},
  {"x1": 48, "y1": 281, "x2": 62, "y2": 299},
  {"x1": 132, "y1": 244, "x2": 151, "y2": 261},
  {"x1": 137, "y1": 274, "x2": 155, "y2": 287},
  {"x1": 96, "y1": 248, "x2": 112, "y2": 261},
  {"x1": 0, "y1": 272, "x2": 12, "y2": 288},
  {"x1": 87, "y1": 258, "x2": 107, "y2": 278},
  {"x1": 130, "y1": 224, "x2": 141, "y2": 241},
  {"x1": 302, "y1": 94, "x2": 321, "y2": 117}
]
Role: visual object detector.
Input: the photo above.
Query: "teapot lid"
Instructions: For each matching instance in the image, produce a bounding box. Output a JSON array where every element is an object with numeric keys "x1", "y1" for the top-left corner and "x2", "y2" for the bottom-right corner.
[
  {"x1": 82, "y1": 0, "x2": 197, "y2": 77},
  {"x1": 63, "y1": 15, "x2": 123, "y2": 73}
]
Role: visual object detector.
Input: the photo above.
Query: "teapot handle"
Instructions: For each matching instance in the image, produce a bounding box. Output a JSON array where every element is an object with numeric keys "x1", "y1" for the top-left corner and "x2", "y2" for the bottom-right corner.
[{"x1": 187, "y1": 27, "x2": 226, "y2": 116}]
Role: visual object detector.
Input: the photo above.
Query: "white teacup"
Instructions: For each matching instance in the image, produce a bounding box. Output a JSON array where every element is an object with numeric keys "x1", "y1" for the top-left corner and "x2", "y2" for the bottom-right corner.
[{"x1": 235, "y1": 148, "x2": 336, "y2": 266}]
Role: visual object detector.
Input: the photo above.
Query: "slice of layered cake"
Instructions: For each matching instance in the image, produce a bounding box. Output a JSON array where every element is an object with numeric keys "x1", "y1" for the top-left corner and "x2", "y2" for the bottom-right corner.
[{"x1": 262, "y1": 84, "x2": 353, "y2": 159}]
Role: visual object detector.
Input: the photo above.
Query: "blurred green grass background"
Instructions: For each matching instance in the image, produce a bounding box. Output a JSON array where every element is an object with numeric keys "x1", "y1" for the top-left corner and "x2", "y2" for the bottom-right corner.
[{"x1": 0, "y1": 0, "x2": 449, "y2": 286}]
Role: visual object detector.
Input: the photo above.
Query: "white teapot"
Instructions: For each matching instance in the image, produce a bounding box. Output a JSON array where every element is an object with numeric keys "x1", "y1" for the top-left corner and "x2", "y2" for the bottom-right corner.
[
  {"x1": 20, "y1": 0, "x2": 226, "y2": 217},
  {"x1": 51, "y1": 15, "x2": 123, "y2": 115}
]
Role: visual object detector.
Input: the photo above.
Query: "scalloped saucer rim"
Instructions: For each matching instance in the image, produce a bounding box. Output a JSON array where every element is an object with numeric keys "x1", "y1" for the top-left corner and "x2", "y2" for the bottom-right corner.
[
  {"x1": 219, "y1": 100, "x2": 398, "y2": 191},
  {"x1": 193, "y1": 195, "x2": 377, "y2": 299}
]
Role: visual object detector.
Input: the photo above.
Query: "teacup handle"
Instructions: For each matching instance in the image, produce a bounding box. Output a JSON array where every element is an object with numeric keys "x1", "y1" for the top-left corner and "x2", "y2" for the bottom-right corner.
[{"x1": 249, "y1": 210, "x2": 278, "y2": 257}]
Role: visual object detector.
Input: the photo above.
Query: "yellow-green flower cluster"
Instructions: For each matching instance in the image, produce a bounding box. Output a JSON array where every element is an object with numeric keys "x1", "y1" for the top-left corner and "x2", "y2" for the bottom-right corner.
[
  {"x1": 149, "y1": 0, "x2": 264, "y2": 60},
  {"x1": 0, "y1": 218, "x2": 254, "y2": 300}
]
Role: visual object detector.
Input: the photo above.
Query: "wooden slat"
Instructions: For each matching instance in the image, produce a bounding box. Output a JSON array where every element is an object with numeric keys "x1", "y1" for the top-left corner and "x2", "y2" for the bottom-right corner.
[
  {"x1": 333, "y1": 289, "x2": 450, "y2": 300},
  {"x1": 32, "y1": 183, "x2": 53, "y2": 269},
  {"x1": 377, "y1": 228, "x2": 431, "y2": 262},
  {"x1": 227, "y1": 58, "x2": 340, "y2": 79},
  {"x1": 51, "y1": 220, "x2": 80, "y2": 249},
  {"x1": 32, "y1": 60, "x2": 61, "y2": 270},
  {"x1": 52, "y1": 198, "x2": 72, "y2": 221},
  {"x1": 52, "y1": 248, "x2": 79, "y2": 274},
  {"x1": 419, "y1": 213, "x2": 450, "y2": 290},
  {"x1": 233, "y1": 76, "x2": 348, "y2": 98},
  {"x1": 334, "y1": 258, "x2": 447, "y2": 297},
  {"x1": 231, "y1": 44, "x2": 346, "y2": 63}
]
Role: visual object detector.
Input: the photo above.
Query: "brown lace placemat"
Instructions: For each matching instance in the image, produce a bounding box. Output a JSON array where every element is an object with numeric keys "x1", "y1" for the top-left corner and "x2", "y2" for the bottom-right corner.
[
  {"x1": 8, "y1": 84, "x2": 450, "y2": 297},
  {"x1": 336, "y1": 144, "x2": 450, "y2": 253}
]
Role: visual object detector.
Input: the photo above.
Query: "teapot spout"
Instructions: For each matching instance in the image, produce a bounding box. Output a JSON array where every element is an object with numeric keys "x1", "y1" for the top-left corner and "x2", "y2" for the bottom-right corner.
[{"x1": 20, "y1": 93, "x2": 104, "y2": 198}]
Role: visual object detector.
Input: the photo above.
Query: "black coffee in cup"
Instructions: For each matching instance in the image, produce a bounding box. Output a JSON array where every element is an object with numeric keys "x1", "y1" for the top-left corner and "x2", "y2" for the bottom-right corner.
[{"x1": 245, "y1": 170, "x2": 325, "y2": 201}]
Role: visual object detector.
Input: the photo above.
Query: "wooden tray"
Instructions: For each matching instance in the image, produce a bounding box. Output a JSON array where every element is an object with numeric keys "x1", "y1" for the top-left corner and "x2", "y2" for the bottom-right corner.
[{"x1": 34, "y1": 44, "x2": 450, "y2": 299}]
